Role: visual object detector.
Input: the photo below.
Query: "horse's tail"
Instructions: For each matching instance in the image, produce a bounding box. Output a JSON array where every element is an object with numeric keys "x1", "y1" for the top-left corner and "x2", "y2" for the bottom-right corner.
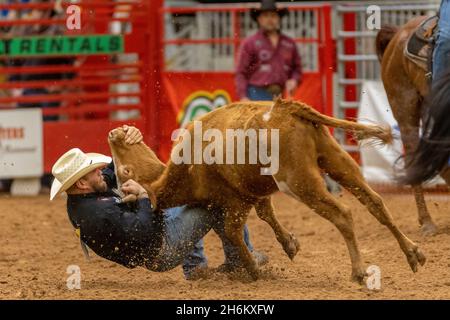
[
  {"x1": 290, "y1": 101, "x2": 393, "y2": 145},
  {"x1": 376, "y1": 25, "x2": 398, "y2": 61},
  {"x1": 400, "y1": 72, "x2": 450, "y2": 185}
]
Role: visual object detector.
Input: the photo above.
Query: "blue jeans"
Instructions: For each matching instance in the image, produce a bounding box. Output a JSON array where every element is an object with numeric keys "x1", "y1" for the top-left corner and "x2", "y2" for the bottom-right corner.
[
  {"x1": 433, "y1": 0, "x2": 450, "y2": 83},
  {"x1": 148, "y1": 205, "x2": 253, "y2": 277},
  {"x1": 247, "y1": 85, "x2": 274, "y2": 101}
]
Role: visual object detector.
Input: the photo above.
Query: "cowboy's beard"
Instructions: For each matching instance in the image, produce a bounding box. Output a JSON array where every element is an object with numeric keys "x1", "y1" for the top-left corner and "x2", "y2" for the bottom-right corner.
[
  {"x1": 90, "y1": 178, "x2": 108, "y2": 193},
  {"x1": 93, "y1": 182, "x2": 108, "y2": 193}
]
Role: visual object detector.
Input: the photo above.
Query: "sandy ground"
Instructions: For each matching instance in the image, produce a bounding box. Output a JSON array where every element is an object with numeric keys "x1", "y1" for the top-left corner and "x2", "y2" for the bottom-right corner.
[{"x1": 1, "y1": 191, "x2": 450, "y2": 300}]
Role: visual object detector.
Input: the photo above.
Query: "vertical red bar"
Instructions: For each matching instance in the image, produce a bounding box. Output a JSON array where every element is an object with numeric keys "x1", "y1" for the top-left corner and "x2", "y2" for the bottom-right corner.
[
  {"x1": 343, "y1": 12, "x2": 357, "y2": 118},
  {"x1": 322, "y1": 4, "x2": 335, "y2": 117},
  {"x1": 144, "y1": 0, "x2": 164, "y2": 152},
  {"x1": 343, "y1": 11, "x2": 359, "y2": 161},
  {"x1": 317, "y1": 7, "x2": 325, "y2": 113},
  {"x1": 81, "y1": 0, "x2": 111, "y2": 120}
]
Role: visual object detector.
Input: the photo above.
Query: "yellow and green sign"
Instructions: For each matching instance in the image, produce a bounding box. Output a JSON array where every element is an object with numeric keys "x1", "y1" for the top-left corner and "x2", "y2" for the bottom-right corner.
[{"x1": 0, "y1": 34, "x2": 123, "y2": 57}]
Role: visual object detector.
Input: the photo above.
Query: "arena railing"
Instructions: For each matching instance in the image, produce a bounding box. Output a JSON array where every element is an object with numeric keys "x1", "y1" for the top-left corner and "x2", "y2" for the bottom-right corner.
[
  {"x1": 0, "y1": 0, "x2": 159, "y2": 173},
  {"x1": 153, "y1": 3, "x2": 335, "y2": 160}
]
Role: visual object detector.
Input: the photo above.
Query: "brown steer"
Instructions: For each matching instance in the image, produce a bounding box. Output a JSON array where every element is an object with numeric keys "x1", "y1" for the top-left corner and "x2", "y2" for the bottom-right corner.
[{"x1": 109, "y1": 98, "x2": 426, "y2": 282}]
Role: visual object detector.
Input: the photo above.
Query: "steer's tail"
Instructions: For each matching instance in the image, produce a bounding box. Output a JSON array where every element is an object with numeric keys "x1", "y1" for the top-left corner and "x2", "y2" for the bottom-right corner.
[{"x1": 289, "y1": 101, "x2": 393, "y2": 145}]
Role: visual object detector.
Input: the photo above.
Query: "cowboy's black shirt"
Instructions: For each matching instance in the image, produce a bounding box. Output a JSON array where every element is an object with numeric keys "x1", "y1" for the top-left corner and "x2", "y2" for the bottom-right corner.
[{"x1": 66, "y1": 162, "x2": 164, "y2": 268}]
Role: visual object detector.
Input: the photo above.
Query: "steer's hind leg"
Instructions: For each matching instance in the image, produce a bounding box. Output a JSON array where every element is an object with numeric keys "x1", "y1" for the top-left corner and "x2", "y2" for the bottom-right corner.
[
  {"x1": 255, "y1": 197, "x2": 300, "y2": 260},
  {"x1": 318, "y1": 137, "x2": 426, "y2": 272},
  {"x1": 275, "y1": 169, "x2": 366, "y2": 283}
]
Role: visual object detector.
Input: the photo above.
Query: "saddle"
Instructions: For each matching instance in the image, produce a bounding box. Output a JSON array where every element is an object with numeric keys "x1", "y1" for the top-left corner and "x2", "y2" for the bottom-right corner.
[{"x1": 404, "y1": 16, "x2": 439, "y2": 76}]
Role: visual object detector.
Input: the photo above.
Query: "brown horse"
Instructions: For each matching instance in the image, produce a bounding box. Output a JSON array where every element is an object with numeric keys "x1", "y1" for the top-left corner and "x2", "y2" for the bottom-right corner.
[{"x1": 376, "y1": 17, "x2": 450, "y2": 236}]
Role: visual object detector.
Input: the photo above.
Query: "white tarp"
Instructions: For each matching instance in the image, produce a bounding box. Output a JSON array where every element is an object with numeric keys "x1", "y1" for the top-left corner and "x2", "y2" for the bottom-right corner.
[
  {"x1": 357, "y1": 80, "x2": 444, "y2": 185},
  {"x1": 0, "y1": 109, "x2": 43, "y2": 179},
  {"x1": 357, "y1": 80, "x2": 403, "y2": 183}
]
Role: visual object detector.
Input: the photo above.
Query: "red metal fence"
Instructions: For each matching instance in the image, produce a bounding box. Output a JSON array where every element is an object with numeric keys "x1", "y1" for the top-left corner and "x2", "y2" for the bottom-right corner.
[
  {"x1": 0, "y1": 0, "x2": 161, "y2": 172},
  {"x1": 0, "y1": 1, "x2": 334, "y2": 171},
  {"x1": 157, "y1": 3, "x2": 335, "y2": 160}
]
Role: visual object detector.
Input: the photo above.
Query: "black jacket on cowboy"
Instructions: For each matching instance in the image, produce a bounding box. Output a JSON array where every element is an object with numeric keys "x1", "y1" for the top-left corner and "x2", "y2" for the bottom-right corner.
[{"x1": 66, "y1": 162, "x2": 164, "y2": 268}]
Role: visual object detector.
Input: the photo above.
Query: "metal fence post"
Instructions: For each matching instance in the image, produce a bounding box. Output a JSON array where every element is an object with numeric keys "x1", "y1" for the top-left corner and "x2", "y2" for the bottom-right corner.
[{"x1": 146, "y1": 0, "x2": 164, "y2": 152}]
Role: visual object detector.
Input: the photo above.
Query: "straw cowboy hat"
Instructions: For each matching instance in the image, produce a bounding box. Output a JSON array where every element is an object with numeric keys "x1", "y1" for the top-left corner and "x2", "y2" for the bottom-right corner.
[
  {"x1": 50, "y1": 148, "x2": 111, "y2": 200},
  {"x1": 251, "y1": 0, "x2": 289, "y2": 21}
]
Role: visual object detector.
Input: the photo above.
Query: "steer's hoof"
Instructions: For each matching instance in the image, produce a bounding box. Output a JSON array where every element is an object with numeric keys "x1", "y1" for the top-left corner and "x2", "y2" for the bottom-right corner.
[
  {"x1": 283, "y1": 233, "x2": 300, "y2": 260},
  {"x1": 420, "y1": 222, "x2": 438, "y2": 237},
  {"x1": 416, "y1": 248, "x2": 426, "y2": 266},
  {"x1": 407, "y1": 247, "x2": 427, "y2": 273}
]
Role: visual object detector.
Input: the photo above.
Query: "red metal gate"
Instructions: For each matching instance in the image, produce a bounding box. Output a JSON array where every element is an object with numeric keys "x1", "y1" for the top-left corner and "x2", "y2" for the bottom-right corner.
[
  {"x1": 0, "y1": 0, "x2": 161, "y2": 173},
  {"x1": 157, "y1": 3, "x2": 335, "y2": 160},
  {"x1": 0, "y1": 1, "x2": 335, "y2": 171}
]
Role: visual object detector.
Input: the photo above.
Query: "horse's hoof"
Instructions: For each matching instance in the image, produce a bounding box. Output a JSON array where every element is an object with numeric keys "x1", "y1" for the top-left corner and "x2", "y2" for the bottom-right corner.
[
  {"x1": 283, "y1": 233, "x2": 300, "y2": 260},
  {"x1": 351, "y1": 269, "x2": 367, "y2": 285},
  {"x1": 420, "y1": 222, "x2": 438, "y2": 236}
]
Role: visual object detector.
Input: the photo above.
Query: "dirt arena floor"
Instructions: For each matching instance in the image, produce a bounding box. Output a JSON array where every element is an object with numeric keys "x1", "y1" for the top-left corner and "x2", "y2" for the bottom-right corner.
[{"x1": 1, "y1": 190, "x2": 450, "y2": 300}]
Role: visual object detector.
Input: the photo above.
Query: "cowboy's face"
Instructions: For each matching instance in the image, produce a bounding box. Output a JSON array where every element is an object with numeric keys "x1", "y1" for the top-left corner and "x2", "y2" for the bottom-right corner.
[
  {"x1": 257, "y1": 11, "x2": 280, "y2": 32},
  {"x1": 78, "y1": 167, "x2": 108, "y2": 193}
]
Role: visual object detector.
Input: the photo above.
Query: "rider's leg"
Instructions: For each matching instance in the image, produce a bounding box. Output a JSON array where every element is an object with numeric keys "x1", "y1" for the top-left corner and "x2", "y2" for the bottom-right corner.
[
  {"x1": 433, "y1": 0, "x2": 450, "y2": 83},
  {"x1": 181, "y1": 239, "x2": 208, "y2": 280},
  {"x1": 147, "y1": 205, "x2": 214, "y2": 275},
  {"x1": 432, "y1": 0, "x2": 450, "y2": 167}
]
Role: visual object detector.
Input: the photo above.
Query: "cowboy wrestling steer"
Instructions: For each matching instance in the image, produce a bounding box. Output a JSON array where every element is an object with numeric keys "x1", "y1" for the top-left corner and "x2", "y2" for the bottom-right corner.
[
  {"x1": 108, "y1": 125, "x2": 301, "y2": 263},
  {"x1": 109, "y1": 98, "x2": 426, "y2": 282}
]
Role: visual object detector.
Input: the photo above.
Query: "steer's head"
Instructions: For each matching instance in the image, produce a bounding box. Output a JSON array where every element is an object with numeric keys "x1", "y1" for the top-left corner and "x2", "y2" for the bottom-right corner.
[{"x1": 108, "y1": 127, "x2": 166, "y2": 185}]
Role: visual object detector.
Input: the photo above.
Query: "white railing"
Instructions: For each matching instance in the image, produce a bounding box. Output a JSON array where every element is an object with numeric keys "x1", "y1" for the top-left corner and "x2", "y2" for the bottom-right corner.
[{"x1": 163, "y1": 4, "x2": 322, "y2": 72}]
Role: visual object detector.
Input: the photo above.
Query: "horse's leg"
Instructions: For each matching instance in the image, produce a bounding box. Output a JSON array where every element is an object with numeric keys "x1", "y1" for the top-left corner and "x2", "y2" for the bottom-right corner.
[
  {"x1": 399, "y1": 109, "x2": 437, "y2": 235},
  {"x1": 386, "y1": 87, "x2": 437, "y2": 235},
  {"x1": 223, "y1": 204, "x2": 259, "y2": 280},
  {"x1": 254, "y1": 197, "x2": 300, "y2": 260},
  {"x1": 274, "y1": 166, "x2": 366, "y2": 283},
  {"x1": 440, "y1": 166, "x2": 450, "y2": 187},
  {"x1": 318, "y1": 132, "x2": 426, "y2": 273}
]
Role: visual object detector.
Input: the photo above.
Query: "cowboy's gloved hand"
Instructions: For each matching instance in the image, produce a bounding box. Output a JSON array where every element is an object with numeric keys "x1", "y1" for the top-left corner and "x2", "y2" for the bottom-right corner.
[
  {"x1": 121, "y1": 179, "x2": 148, "y2": 201},
  {"x1": 122, "y1": 125, "x2": 143, "y2": 145}
]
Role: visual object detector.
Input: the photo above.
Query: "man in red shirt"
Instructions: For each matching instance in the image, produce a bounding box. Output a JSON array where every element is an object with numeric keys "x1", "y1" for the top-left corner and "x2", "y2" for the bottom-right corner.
[{"x1": 236, "y1": 0, "x2": 302, "y2": 101}]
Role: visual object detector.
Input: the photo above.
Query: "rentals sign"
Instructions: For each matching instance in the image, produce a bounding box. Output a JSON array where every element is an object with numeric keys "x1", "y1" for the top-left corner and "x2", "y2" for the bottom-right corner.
[{"x1": 0, "y1": 34, "x2": 123, "y2": 57}]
